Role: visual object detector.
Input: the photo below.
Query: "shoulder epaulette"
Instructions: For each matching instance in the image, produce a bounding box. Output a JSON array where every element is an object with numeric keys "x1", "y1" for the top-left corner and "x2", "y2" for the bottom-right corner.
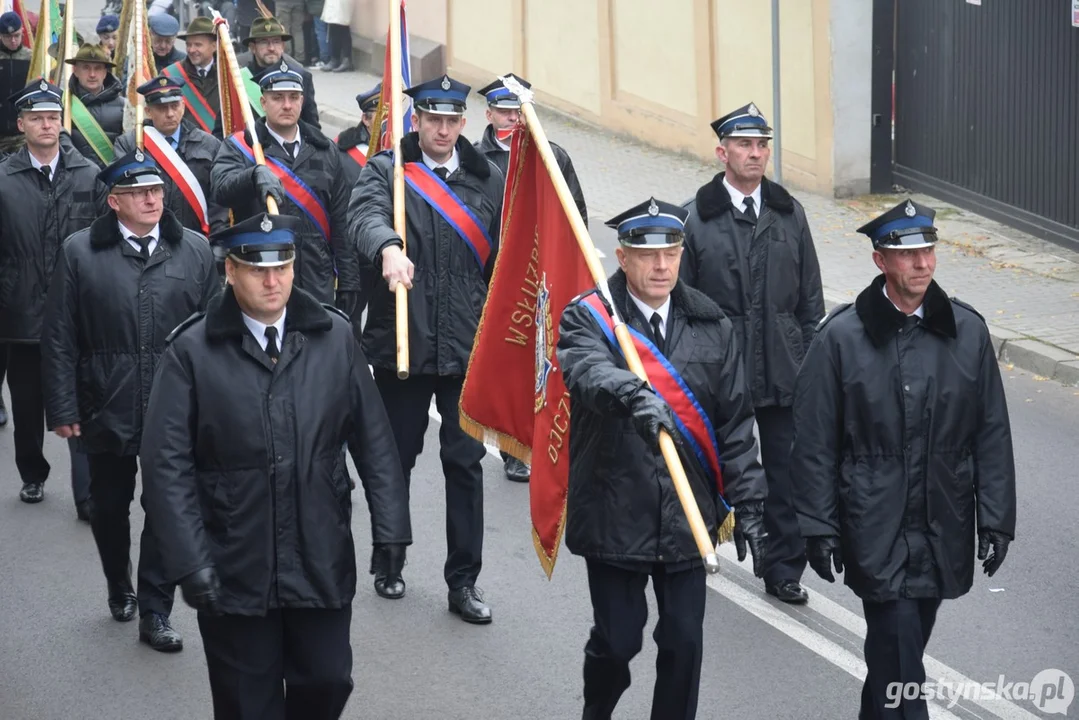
[
  {"x1": 816, "y1": 302, "x2": 853, "y2": 331},
  {"x1": 950, "y1": 296, "x2": 987, "y2": 324},
  {"x1": 322, "y1": 303, "x2": 351, "y2": 322},
  {"x1": 165, "y1": 311, "x2": 206, "y2": 343}
]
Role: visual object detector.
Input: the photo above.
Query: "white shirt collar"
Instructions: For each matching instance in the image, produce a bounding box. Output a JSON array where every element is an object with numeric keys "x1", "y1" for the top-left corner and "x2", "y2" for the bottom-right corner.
[
  {"x1": 242, "y1": 308, "x2": 287, "y2": 352},
  {"x1": 882, "y1": 284, "x2": 925, "y2": 319},
  {"x1": 722, "y1": 176, "x2": 763, "y2": 217},
  {"x1": 195, "y1": 58, "x2": 214, "y2": 73},
  {"x1": 422, "y1": 148, "x2": 460, "y2": 176},
  {"x1": 28, "y1": 151, "x2": 60, "y2": 177},
  {"x1": 267, "y1": 124, "x2": 301, "y2": 154},
  {"x1": 628, "y1": 290, "x2": 672, "y2": 338},
  {"x1": 117, "y1": 221, "x2": 161, "y2": 256}
]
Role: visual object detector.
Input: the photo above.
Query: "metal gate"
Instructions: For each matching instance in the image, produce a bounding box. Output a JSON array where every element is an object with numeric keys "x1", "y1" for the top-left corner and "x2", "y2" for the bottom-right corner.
[{"x1": 882, "y1": 0, "x2": 1079, "y2": 251}]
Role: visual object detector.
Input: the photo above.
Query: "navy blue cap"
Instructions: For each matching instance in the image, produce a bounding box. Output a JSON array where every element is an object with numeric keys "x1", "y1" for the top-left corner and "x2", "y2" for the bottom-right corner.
[
  {"x1": 0, "y1": 11, "x2": 23, "y2": 34},
  {"x1": 404, "y1": 75, "x2": 469, "y2": 116},
  {"x1": 8, "y1": 78, "x2": 63, "y2": 112},
  {"x1": 356, "y1": 83, "x2": 381, "y2": 113},
  {"x1": 856, "y1": 199, "x2": 938, "y2": 250},
  {"x1": 98, "y1": 148, "x2": 164, "y2": 189},
  {"x1": 476, "y1": 74, "x2": 530, "y2": 109},
  {"x1": 137, "y1": 74, "x2": 184, "y2": 105},
  {"x1": 211, "y1": 213, "x2": 300, "y2": 267},
  {"x1": 257, "y1": 61, "x2": 304, "y2": 93},
  {"x1": 148, "y1": 13, "x2": 180, "y2": 37},
  {"x1": 605, "y1": 198, "x2": 689, "y2": 249},
  {"x1": 96, "y1": 14, "x2": 119, "y2": 34},
  {"x1": 711, "y1": 102, "x2": 773, "y2": 140}
]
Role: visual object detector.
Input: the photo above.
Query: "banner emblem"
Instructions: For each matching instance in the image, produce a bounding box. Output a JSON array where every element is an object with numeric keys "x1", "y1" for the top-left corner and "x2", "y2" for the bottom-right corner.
[{"x1": 534, "y1": 271, "x2": 555, "y2": 413}]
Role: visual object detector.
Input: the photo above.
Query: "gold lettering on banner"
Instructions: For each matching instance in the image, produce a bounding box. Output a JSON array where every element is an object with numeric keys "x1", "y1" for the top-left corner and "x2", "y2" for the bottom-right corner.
[
  {"x1": 505, "y1": 229, "x2": 542, "y2": 346},
  {"x1": 547, "y1": 391, "x2": 571, "y2": 464}
]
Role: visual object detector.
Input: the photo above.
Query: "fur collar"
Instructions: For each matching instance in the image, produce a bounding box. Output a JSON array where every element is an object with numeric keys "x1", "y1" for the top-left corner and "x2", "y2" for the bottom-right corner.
[
  {"x1": 400, "y1": 131, "x2": 491, "y2": 179},
  {"x1": 855, "y1": 274, "x2": 957, "y2": 347},
  {"x1": 205, "y1": 284, "x2": 332, "y2": 342},
  {"x1": 608, "y1": 269, "x2": 723, "y2": 322},
  {"x1": 89, "y1": 209, "x2": 186, "y2": 249},
  {"x1": 694, "y1": 172, "x2": 795, "y2": 222},
  {"x1": 337, "y1": 124, "x2": 370, "y2": 151},
  {"x1": 251, "y1": 117, "x2": 331, "y2": 150}
]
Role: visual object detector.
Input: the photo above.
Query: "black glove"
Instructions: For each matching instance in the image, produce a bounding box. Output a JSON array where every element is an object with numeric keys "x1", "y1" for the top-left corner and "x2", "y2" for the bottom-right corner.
[
  {"x1": 977, "y1": 529, "x2": 1010, "y2": 577},
  {"x1": 627, "y1": 387, "x2": 678, "y2": 447},
  {"x1": 733, "y1": 502, "x2": 768, "y2": 577},
  {"x1": 180, "y1": 566, "x2": 223, "y2": 616},
  {"x1": 807, "y1": 536, "x2": 844, "y2": 583},
  {"x1": 251, "y1": 165, "x2": 286, "y2": 206},
  {"x1": 369, "y1": 543, "x2": 407, "y2": 577}
]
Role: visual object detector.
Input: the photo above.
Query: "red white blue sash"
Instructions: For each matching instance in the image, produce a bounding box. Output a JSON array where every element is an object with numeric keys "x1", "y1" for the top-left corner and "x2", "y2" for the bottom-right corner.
[
  {"x1": 403, "y1": 162, "x2": 494, "y2": 271},
  {"x1": 228, "y1": 132, "x2": 331, "y2": 243},
  {"x1": 579, "y1": 292, "x2": 730, "y2": 509},
  {"x1": 344, "y1": 145, "x2": 368, "y2": 168},
  {"x1": 144, "y1": 127, "x2": 210, "y2": 235}
]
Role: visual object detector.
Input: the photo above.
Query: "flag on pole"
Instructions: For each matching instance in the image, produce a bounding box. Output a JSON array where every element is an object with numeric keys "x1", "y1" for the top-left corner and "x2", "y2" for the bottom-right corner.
[
  {"x1": 458, "y1": 126, "x2": 593, "y2": 578},
  {"x1": 120, "y1": 0, "x2": 154, "y2": 132},
  {"x1": 366, "y1": 0, "x2": 412, "y2": 158},
  {"x1": 12, "y1": 0, "x2": 32, "y2": 49},
  {"x1": 25, "y1": 0, "x2": 50, "y2": 82},
  {"x1": 215, "y1": 25, "x2": 247, "y2": 138}
]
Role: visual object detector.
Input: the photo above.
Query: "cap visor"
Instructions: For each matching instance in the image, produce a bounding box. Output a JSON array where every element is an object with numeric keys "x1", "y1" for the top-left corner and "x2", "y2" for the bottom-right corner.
[
  {"x1": 723, "y1": 128, "x2": 774, "y2": 139},
  {"x1": 113, "y1": 175, "x2": 165, "y2": 189},
  {"x1": 488, "y1": 99, "x2": 521, "y2": 109},
  {"x1": 228, "y1": 249, "x2": 296, "y2": 267},
  {"x1": 22, "y1": 102, "x2": 63, "y2": 112},
  {"x1": 265, "y1": 82, "x2": 304, "y2": 93},
  {"x1": 147, "y1": 96, "x2": 184, "y2": 105},
  {"x1": 876, "y1": 233, "x2": 937, "y2": 250},
  {"x1": 416, "y1": 101, "x2": 465, "y2": 115},
  {"x1": 619, "y1": 233, "x2": 685, "y2": 249}
]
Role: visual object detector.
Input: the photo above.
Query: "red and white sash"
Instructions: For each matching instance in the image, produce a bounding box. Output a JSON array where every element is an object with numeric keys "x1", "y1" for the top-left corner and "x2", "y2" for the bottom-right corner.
[{"x1": 144, "y1": 127, "x2": 210, "y2": 236}]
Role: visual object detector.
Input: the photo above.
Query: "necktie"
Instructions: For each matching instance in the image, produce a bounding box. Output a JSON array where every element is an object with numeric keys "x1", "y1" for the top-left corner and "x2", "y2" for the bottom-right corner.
[
  {"x1": 264, "y1": 326, "x2": 280, "y2": 363},
  {"x1": 433, "y1": 166, "x2": 449, "y2": 181},
  {"x1": 650, "y1": 312, "x2": 665, "y2": 354},
  {"x1": 743, "y1": 196, "x2": 758, "y2": 224},
  {"x1": 131, "y1": 236, "x2": 152, "y2": 260},
  {"x1": 198, "y1": 67, "x2": 207, "y2": 79},
  {"x1": 40, "y1": 165, "x2": 51, "y2": 183},
  {"x1": 284, "y1": 141, "x2": 298, "y2": 159},
  {"x1": 169, "y1": 136, "x2": 178, "y2": 149}
]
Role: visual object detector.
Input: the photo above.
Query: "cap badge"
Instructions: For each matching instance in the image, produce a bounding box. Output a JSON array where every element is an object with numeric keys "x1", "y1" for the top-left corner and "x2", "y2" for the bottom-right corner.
[
  {"x1": 260, "y1": 215, "x2": 273, "y2": 233},
  {"x1": 159, "y1": 78, "x2": 168, "y2": 86},
  {"x1": 441, "y1": 76, "x2": 451, "y2": 91},
  {"x1": 904, "y1": 200, "x2": 916, "y2": 217},
  {"x1": 748, "y1": 103, "x2": 759, "y2": 117},
  {"x1": 39, "y1": 80, "x2": 47, "y2": 92},
  {"x1": 647, "y1": 198, "x2": 659, "y2": 217},
  {"x1": 134, "y1": 149, "x2": 144, "y2": 162},
  {"x1": 280, "y1": 61, "x2": 288, "y2": 73}
]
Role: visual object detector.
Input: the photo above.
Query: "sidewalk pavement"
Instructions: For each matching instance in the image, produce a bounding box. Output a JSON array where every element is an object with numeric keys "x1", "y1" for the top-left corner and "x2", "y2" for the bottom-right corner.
[{"x1": 315, "y1": 68, "x2": 1079, "y2": 387}]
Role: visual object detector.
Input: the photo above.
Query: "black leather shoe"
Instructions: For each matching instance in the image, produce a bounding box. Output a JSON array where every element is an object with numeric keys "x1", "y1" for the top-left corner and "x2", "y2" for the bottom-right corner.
[
  {"x1": 766, "y1": 579, "x2": 810, "y2": 604},
  {"x1": 0, "y1": 399, "x2": 8, "y2": 426},
  {"x1": 19, "y1": 482, "x2": 43, "y2": 503},
  {"x1": 107, "y1": 580, "x2": 138, "y2": 622},
  {"x1": 448, "y1": 586, "x2": 492, "y2": 624},
  {"x1": 374, "y1": 573, "x2": 406, "y2": 599},
  {"x1": 503, "y1": 457, "x2": 530, "y2": 483},
  {"x1": 139, "y1": 613, "x2": 183, "y2": 653},
  {"x1": 75, "y1": 498, "x2": 93, "y2": 523}
]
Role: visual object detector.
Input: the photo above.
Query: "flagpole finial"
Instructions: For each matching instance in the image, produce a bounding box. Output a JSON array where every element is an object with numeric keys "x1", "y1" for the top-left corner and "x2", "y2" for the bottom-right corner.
[{"x1": 500, "y1": 74, "x2": 533, "y2": 105}]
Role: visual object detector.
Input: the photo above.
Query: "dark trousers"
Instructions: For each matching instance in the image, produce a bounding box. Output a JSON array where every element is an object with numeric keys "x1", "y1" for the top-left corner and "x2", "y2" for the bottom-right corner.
[
  {"x1": 582, "y1": 560, "x2": 706, "y2": 720},
  {"x1": 860, "y1": 598, "x2": 942, "y2": 720},
  {"x1": 198, "y1": 607, "x2": 353, "y2": 720},
  {"x1": 373, "y1": 370, "x2": 485, "y2": 589},
  {"x1": 756, "y1": 405, "x2": 806, "y2": 586},
  {"x1": 87, "y1": 453, "x2": 176, "y2": 616},
  {"x1": 7, "y1": 344, "x2": 49, "y2": 484},
  {"x1": 68, "y1": 437, "x2": 91, "y2": 505},
  {"x1": 0, "y1": 340, "x2": 7, "y2": 397}
]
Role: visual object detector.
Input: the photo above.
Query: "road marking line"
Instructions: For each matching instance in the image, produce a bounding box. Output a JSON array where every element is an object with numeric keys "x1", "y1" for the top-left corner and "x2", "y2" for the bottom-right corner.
[
  {"x1": 714, "y1": 544, "x2": 1040, "y2": 720},
  {"x1": 424, "y1": 402, "x2": 1035, "y2": 719}
]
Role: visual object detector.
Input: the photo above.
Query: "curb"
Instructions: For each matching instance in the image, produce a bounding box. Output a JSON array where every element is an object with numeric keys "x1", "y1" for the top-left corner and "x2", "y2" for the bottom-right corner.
[
  {"x1": 318, "y1": 104, "x2": 1079, "y2": 389},
  {"x1": 823, "y1": 290, "x2": 1079, "y2": 387}
]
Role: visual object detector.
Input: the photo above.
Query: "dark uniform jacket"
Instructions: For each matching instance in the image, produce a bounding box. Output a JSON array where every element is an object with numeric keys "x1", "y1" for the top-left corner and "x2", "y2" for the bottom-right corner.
[
  {"x1": 556, "y1": 270, "x2": 767, "y2": 566},
  {"x1": 0, "y1": 144, "x2": 102, "y2": 343},
  {"x1": 154, "y1": 47, "x2": 187, "y2": 70},
  {"x1": 115, "y1": 126, "x2": 229, "y2": 235},
  {"x1": 68, "y1": 75, "x2": 125, "y2": 168},
  {"x1": 163, "y1": 57, "x2": 221, "y2": 134},
  {"x1": 212, "y1": 118, "x2": 351, "y2": 304},
  {"x1": 681, "y1": 173, "x2": 824, "y2": 408},
  {"x1": 791, "y1": 276, "x2": 1017, "y2": 602},
  {"x1": 338, "y1": 123, "x2": 371, "y2": 182},
  {"x1": 335, "y1": 123, "x2": 373, "y2": 316},
  {"x1": 41, "y1": 210, "x2": 217, "y2": 456},
  {"x1": 229, "y1": 51, "x2": 320, "y2": 130},
  {"x1": 349, "y1": 132, "x2": 504, "y2": 376},
  {"x1": 139, "y1": 286, "x2": 413, "y2": 615},
  {"x1": 475, "y1": 124, "x2": 588, "y2": 224}
]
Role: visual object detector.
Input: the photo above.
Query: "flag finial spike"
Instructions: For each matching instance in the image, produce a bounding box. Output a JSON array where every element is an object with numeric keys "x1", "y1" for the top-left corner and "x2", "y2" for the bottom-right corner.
[{"x1": 500, "y1": 74, "x2": 533, "y2": 104}]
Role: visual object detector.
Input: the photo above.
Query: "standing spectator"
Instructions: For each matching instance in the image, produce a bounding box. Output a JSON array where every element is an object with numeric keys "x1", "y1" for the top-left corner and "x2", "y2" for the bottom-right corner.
[
  {"x1": 321, "y1": 0, "x2": 351, "y2": 73},
  {"x1": 304, "y1": 0, "x2": 324, "y2": 68}
]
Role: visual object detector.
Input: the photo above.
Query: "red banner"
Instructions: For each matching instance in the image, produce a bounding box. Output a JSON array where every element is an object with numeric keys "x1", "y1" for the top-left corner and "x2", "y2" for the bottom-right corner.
[{"x1": 458, "y1": 126, "x2": 592, "y2": 578}]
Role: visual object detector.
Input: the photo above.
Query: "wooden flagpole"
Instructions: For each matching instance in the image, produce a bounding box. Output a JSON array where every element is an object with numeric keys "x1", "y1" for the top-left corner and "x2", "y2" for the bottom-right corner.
[
  {"x1": 389, "y1": 0, "x2": 409, "y2": 378},
  {"x1": 501, "y1": 76, "x2": 722, "y2": 575},
  {"x1": 133, "y1": 0, "x2": 144, "y2": 148},
  {"x1": 58, "y1": 0, "x2": 74, "y2": 132}
]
